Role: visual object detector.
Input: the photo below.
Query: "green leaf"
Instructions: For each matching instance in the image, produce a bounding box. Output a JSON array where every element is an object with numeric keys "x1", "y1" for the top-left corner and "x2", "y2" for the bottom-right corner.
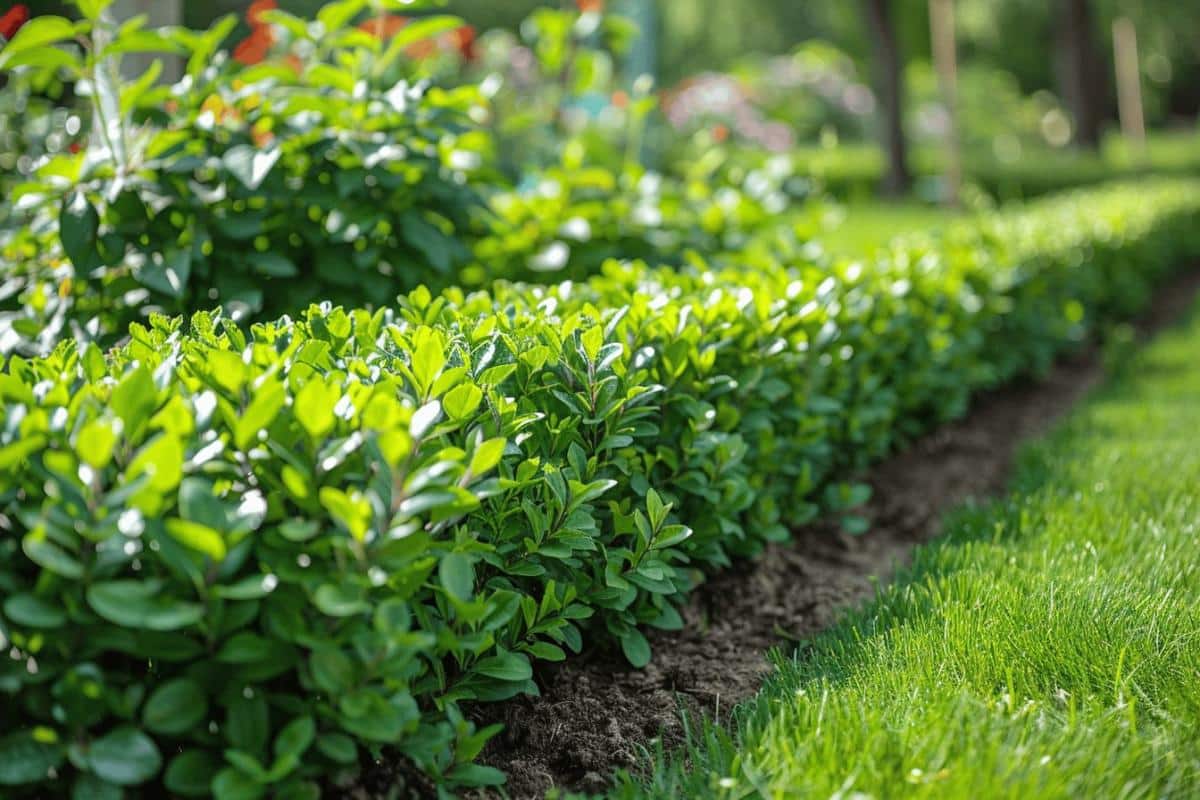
[
  {"x1": 214, "y1": 574, "x2": 279, "y2": 600},
  {"x1": 224, "y1": 693, "x2": 269, "y2": 756},
  {"x1": 235, "y1": 378, "x2": 285, "y2": 450},
  {"x1": 223, "y1": 145, "x2": 281, "y2": 191},
  {"x1": 412, "y1": 333, "x2": 447, "y2": 392},
  {"x1": 88, "y1": 727, "x2": 162, "y2": 786},
  {"x1": 474, "y1": 649, "x2": 532, "y2": 682},
  {"x1": 581, "y1": 325, "x2": 604, "y2": 362},
  {"x1": 527, "y1": 642, "x2": 567, "y2": 662},
  {"x1": 318, "y1": 487, "x2": 371, "y2": 541},
  {"x1": 72, "y1": 772, "x2": 122, "y2": 800},
  {"x1": 22, "y1": 531, "x2": 84, "y2": 579},
  {"x1": 126, "y1": 434, "x2": 184, "y2": 513},
  {"x1": 59, "y1": 192, "x2": 100, "y2": 274},
  {"x1": 212, "y1": 767, "x2": 265, "y2": 800},
  {"x1": 841, "y1": 515, "x2": 871, "y2": 536},
  {"x1": 179, "y1": 477, "x2": 228, "y2": 530},
  {"x1": 307, "y1": 63, "x2": 355, "y2": 94},
  {"x1": 165, "y1": 519, "x2": 227, "y2": 561},
  {"x1": 450, "y1": 763, "x2": 506, "y2": 788},
  {"x1": 296, "y1": 378, "x2": 339, "y2": 440},
  {"x1": 315, "y1": 733, "x2": 357, "y2": 764},
  {"x1": 77, "y1": 418, "x2": 120, "y2": 470},
  {"x1": 337, "y1": 691, "x2": 417, "y2": 742},
  {"x1": 309, "y1": 647, "x2": 355, "y2": 694},
  {"x1": 164, "y1": 750, "x2": 222, "y2": 797},
  {"x1": 76, "y1": 0, "x2": 115, "y2": 21},
  {"x1": 143, "y1": 678, "x2": 208, "y2": 735},
  {"x1": 3, "y1": 594, "x2": 67, "y2": 629},
  {"x1": 212, "y1": 632, "x2": 264, "y2": 664},
  {"x1": 652, "y1": 524, "x2": 693, "y2": 550},
  {"x1": 312, "y1": 583, "x2": 369, "y2": 617},
  {"x1": 0, "y1": 437, "x2": 45, "y2": 470},
  {"x1": 375, "y1": 15, "x2": 463, "y2": 74},
  {"x1": 620, "y1": 628, "x2": 651, "y2": 668},
  {"x1": 469, "y1": 438, "x2": 506, "y2": 475},
  {"x1": 646, "y1": 488, "x2": 667, "y2": 528},
  {"x1": 186, "y1": 14, "x2": 237, "y2": 79},
  {"x1": 273, "y1": 716, "x2": 315, "y2": 760},
  {"x1": 110, "y1": 366, "x2": 157, "y2": 433},
  {"x1": 410, "y1": 400, "x2": 441, "y2": 439},
  {"x1": 0, "y1": 730, "x2": 64, "y2": 786},
  {"x1": 0, "y1": 16, "x2": 81, "y2": 71},
  {"x1": 439, "y1": 553, "x2": 474, "y2": 601},
  {"x1": 442, "y1": 382, "x2": 483, "y2": 420},
  {"x1": 0, "y1": 45, "x2": 81, "y2": 72},
  {"x1": 568, "y1": 478, "x2": 618, "y2": 512},
  {"x1": 86, "y1": 580, "x2": 205, "y2": 631},
  {"x1": 317, "y1": 0, "x2": 367, "y2": 33}
]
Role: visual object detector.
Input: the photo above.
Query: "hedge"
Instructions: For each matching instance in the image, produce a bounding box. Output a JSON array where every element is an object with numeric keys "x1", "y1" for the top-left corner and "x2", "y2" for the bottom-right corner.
[
  {"x1": 2, "y1": 178, "x2": 1199, "y2": 797},
  {"x1": 789, "y1": 136, "x2": 1200, "y2": 202}
]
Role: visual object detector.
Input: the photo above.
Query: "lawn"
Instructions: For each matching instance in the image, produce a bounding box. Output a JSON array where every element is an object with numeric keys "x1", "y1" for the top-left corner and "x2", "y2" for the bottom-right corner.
[
  {"x1": 817, "y1": 201, "x2": 965, "y2": 256},
  {"x1": 606, "y1": 298, "x2": 1200, "y2": 798}
]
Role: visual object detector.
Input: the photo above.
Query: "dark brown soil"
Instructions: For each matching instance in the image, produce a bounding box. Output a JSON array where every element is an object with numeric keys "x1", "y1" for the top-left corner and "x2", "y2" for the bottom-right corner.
[{"x1": 359, "y1": 270, "x2": 1200, "y2": 800}]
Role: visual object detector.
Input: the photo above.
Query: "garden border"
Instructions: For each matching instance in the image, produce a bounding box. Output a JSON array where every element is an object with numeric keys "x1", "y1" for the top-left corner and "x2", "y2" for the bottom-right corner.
[{"x1": 355, "y1": 267, "x2": 1200, "y2": 800}]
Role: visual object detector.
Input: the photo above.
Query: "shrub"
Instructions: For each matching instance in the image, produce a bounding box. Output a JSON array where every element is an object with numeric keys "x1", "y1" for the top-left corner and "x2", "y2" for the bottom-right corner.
[
  {"x1": 470, "y1": 144, "x2": 822, "y2": 287},
  {"x1": 2, "y1": 178, "x2": 1199, "y2": 796},
  {"x1": 0, "y1": 1, "x2": 491, "y2": 357}
]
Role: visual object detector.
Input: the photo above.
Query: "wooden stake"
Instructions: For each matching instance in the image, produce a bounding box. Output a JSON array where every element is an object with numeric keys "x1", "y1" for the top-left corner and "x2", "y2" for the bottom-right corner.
[
  {"x1": 1112, "y1": 16, "x2": 1147, "y2": 161},
  {"x1": 928, "y1": 0, "x2": 962, "y2": 206}
]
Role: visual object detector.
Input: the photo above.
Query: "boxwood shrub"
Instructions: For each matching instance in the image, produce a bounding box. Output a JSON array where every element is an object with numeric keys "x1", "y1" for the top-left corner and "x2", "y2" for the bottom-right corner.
[{"x1": 1, "y1": 178, "x2": 1199, "y2": 797}]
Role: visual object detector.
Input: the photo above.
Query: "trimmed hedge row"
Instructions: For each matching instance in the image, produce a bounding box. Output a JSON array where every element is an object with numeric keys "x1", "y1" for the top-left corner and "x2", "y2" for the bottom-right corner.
[
  {"x1": 2, "y1": 178, "x2": 1200, "y2": 797},
  {"x1": 791, "y1": 137, "x2": 1200, "y2": 202}
]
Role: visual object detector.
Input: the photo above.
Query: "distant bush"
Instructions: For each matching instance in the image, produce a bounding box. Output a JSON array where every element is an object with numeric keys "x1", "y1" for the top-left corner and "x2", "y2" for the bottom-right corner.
[
  {"x1": 780, "y1": 134, "x2": 1200, "y2": 203},
  {"x1": 3, "y1": 178, "x2": 1198, "y2": 797},
  {"x1": 0, "y1": 2, "x2": 491, "y2": 356}
]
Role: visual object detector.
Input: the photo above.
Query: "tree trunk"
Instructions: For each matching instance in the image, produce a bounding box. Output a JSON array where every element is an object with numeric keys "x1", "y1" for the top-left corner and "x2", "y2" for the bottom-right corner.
[
  {"x1": 928, "y1": 0, "x2": 962, "y2": 207},
  {"x1": 861, "y1": 0, "x2": 911, "y2": 196},
  {"x1": 1056, "y1": 0, "x2": 1103, "y2": 149}
]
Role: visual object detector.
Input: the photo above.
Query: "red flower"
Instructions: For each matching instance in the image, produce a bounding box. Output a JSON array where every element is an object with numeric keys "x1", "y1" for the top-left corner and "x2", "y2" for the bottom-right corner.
[
  {"x1": 358, "y1": 14, "x2": 409, "y2": 39},
  {"x1": 246, "y1": 0, "x2": 277, "y2": 28},
  {"x1": 233, "y1": 24, "x2": 274, "y2": 65},
  {"x1": 576, "y1": 0, "x2": 603, "y2": 13},
  {"x1": 0, "y1": 4, "x2": 30, "y2": 41},
  {"x1": 447, "y1": 25, "x2": 477, "y2": 61},
  {"x1": 611, "y1": 89, "x2": 628, "y2": 109},
  {"x1": 68, "y1": 142, "x2": 81, "y2": 154},
  {"x1": 712, "y1": 123, "x2": 729, "y2": 143}
]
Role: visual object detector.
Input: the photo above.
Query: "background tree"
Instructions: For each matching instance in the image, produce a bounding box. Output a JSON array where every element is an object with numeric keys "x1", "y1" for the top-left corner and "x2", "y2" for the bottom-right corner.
[
  {"x1": 1055, "y1": 0, "x2": 1105, "y2": 148},
  {"x1": 861, "y1": 0, "x2": 912, "y2": 195}
]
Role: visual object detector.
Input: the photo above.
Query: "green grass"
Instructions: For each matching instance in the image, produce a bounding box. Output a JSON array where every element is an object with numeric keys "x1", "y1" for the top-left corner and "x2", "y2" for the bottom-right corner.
[
  {"x1": 817, "y1": 202, "x2": 965, "y2": 256},
  {"x1": 600, "y1": 300, "x2": 1200, "y2": 799}
]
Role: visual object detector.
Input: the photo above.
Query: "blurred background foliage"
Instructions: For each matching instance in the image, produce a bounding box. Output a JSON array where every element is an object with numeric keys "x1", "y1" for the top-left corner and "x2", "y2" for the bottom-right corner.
[{"x1": 16, "y1": 0, "x2": 1200, "y2": 127}]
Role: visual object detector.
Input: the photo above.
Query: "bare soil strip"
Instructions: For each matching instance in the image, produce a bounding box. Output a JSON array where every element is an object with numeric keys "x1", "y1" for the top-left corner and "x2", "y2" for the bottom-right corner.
[{"x1": 357, "y1": 270, "x2": 1200, "y2": 800}]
